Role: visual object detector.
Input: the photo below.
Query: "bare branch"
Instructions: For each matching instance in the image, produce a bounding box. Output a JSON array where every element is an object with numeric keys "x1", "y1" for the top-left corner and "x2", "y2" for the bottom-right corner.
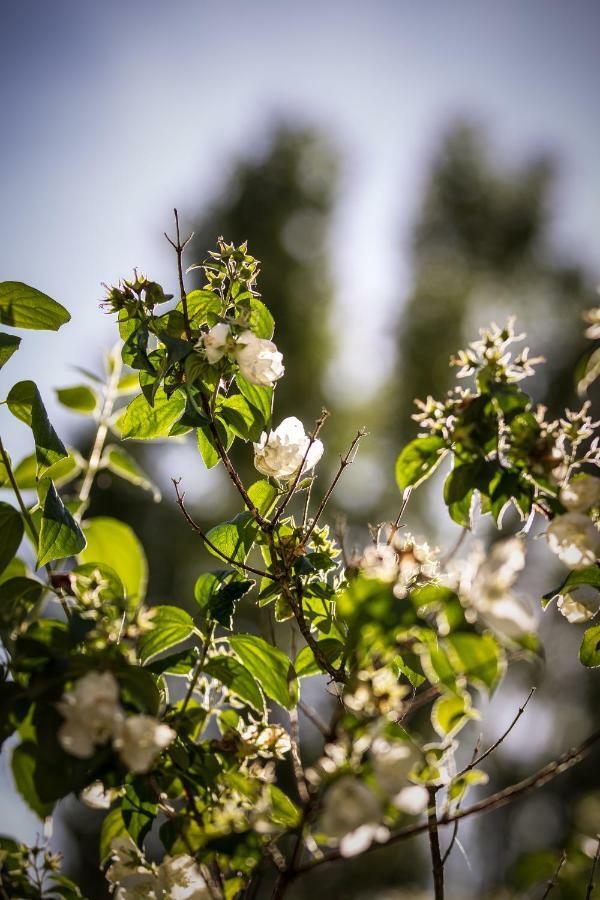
[
  {"x1": 587, "y1": 836, "x2": 600, "y2": 900},
  {"x1": 292, "y1": 726, "x2": 600, "y2": 878},
  {"x1": 298, "y1": 699, "x2": 330, "y2": 736},
  {"x1": 172, "y1": 477, "x2": 275, "y2": 581},
  {"x1": 303, "y1": 427, "x2": 367, "y2": 545},
  {"x1": 540, "y1": 850, "x2": 567, "y2": 899},
  {"x1": 456, "y1": 687, "x2": 536, "y2": 778},
  {"x1": 165, "y1": 208, "x2": 194, "y2": 340},
  {"x1": 427, "y1": 786, "x2": 445, "y2": 900},
  {"x1": 387, "y1": 487, "x2": 412, "y2": 545}
]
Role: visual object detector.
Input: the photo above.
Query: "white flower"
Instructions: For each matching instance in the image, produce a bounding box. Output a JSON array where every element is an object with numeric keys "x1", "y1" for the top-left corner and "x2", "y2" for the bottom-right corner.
[
  {"x1": 234, "y1": 330, "x2": 284, "y2": 387},
  {"x1": 156, "y1": 855, "x2": 210, "y2": 899},
  {"x1": 199, "y1": 323, "x2": 231, "y2": 364},
  {"x1": 370, "y1": 738, "x2": 417, "y2": 796},
  {"x1": 113, "y1": 715, "x2": 176, "y2": 774},
  {"x1": 80, "y1": 780, "x2": 115, "y2": 810},
  {"x1": 557, "y1": 592, "x2": 595, "y2": 624},
  {"x1": 360, "y1": 544, "x2": 399, "y2": 582},
  {"x1": 253, "y1": 416, "x2": 323, "y2": 480},
  {"x1": 320, "y1": 776, "x2": 384, "y2": 857},
  {"x1": 560, "y1": 476, "x2": 600, "y2": 512},
  {"x1": 547, "y1": 513, "x2": 600, "y2": 570},
  {"x1": 241, "y1": 724, "x2": 291, "y2": 758},
  {"x1": 106, "y1": 838, "x2": 157, "y2": 900},
  {"x1": 394, "y1": 784, "x2": 429, "y2": 815},
  {"x1": 57, "y1": 671, "x2": 123, "y2": 759}
]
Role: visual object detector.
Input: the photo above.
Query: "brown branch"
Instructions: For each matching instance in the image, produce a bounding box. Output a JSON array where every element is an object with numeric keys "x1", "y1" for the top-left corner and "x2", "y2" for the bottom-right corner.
[
  {"x1": 172, "y1": 477, "x2": 275, "y2": 580},
  {"x1": 540, "y1": 850, "x2": 567, "y2": 899},
  {"x1": 270, "y1": 409, "x2": 329, "y2": 530},
  {"x1": 280, "y1": 579, "x2": 347, "y2": 683},
  {"x1": 199, "y1": 392, "x2": 269, "y2": 529},
  {"x1": 456, "y1": 687, "x2": 536, "y2": 778},
  {"x1": 427, "y1": 787, "x2": 445, "y2": 899},
  {"x1": 165, "y1": 208, "x2": 193, "y2": 340},
  {"x1": 387, "y1": 487, "x2": 412, "y2": 545},
  {"x1": 289, "y1": 706, "x2": 309, "y2": 805},
  {"x1": 302, "y1": 427, "x2": 367, "y2": 546},
  {"x1": 587, "y1": 836, "x2": 600, "y2": 900},
  {"x1": 291, "y1": 726, "x2": 600, "y2": 878}
]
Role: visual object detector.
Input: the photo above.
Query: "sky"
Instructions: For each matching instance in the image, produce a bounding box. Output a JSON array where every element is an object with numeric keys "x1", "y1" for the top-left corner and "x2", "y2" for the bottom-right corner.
[{"x1": 0, "y1": 0, "x2": 599, "y2": 842}]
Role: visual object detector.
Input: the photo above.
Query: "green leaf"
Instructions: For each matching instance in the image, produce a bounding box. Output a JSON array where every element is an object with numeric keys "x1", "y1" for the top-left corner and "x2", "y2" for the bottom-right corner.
[
  {"x1": 119, "y1": 388, "x2": 186, "y2": 440},
  {"x1": 431, "y1": 692, "x2": 478, "y2": 737},
  {"x1": 0, "y1": 577, "x2": 44, "y2": 634},
  {"x1": 0, "y1": 502, "x2": 24, "y2": 576},
  {"x1": 38, "y1": 483, "x2": 86, "y2": 567},
  {"x1": 395, "y1": 435, "x2": 447, "y2": 491},
  {"x1": 294, "y1": 639, "x2": 343, "y2": 677},
  {"x1": 103, "y1": 445, "x2": 161, "y2": 501},
  {"x1": 236, "y1": 376, "x2": 272, "y2": 428},
  {"x1": 218, "y1": 394, "x2": 263, "y2": 441},
  {"x1": 204, "y1": 655, "x2": 265, "y2": 713},
  {"x1": 55, "y1": 385, "x2": 98, "y2": 414},
  {"x1": 180, "y1": 289, "x2": 221, "y2": 326},
  {"x1": 12, "y1": 741, "x2": 54, "y2": 818},
  {"x1": 206, "y1": 512, "x2": 259, "y2": 565},
  {"x1": 446, "y1": 632, "x2": 505, "y2": 692},
  {"x1": 443, "y1": 462, "x2": 485, "y2": 527},
  {"x1": 580, "y1": 624, "x2": 600, "y2": 668},
  {"x1": 117, "y1": 664, "x2": 161, "y2": 714},
  {"x1": 248, "y1": 299, "x2": 275, "y2": 340},
  {"x1": 194, "y1": 572, "x2": 254, "y2": 628},
  {"x1": 80, "y1": 517, "x2": 147, "y2": 606},
  {"x1": 229, "y1": 634, "x2": 298, "y2": 709},
  {"x1": 99, "y1": 808, "x2": 127, "y2": 863},
  {"x1": 6, "y1": 381, "x2": 68, "y2": 477},
  {"x1": 247, "y1": 479, "x2": 278, "y2": 516},
  {"x1": 268, "y1": 784, "x2": 300, "y2": 828},
  {"x1": 0, "y1": 282, "x2": 70, "y2": 331},
  {"x1": 12, "y1": 449, "x2": 81, "y2": 490},
  {"x1": 542, "y1": 566, "x2": 600, "y2": 604},
  {"x1": 0, "y1": 332, "x2": 21, "y2": 370},
  {"x1": 197, "y1": 423, "x2": 220, "y2": 469},
  {"x1": 138, "y1": 605, "x2": 195, "y2": 663}
]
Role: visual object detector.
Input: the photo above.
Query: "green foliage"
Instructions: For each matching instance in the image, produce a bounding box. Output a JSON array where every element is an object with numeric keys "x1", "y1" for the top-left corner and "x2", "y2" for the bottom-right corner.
[
  {"x1": 0, "y1": 282, "x2": 70, "y2": 331},
  {"x1": 1, "y1": 232, "x2": 599, "y2": 900}
]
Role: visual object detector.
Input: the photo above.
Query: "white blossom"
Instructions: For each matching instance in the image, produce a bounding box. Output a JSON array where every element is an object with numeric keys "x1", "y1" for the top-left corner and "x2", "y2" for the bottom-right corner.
[
  {"x1": 234, "y1": 330, "x2": 284, "y2": 387},
  {"x1": 198, "y1": 323, "x2": 231, "y2": 364},
  {"x1": 113, "y1": 715, "x2": 176, "y2": 774},
  {"x1": 320, "y1": 776, "x2": 384, "y2": 857},
  {"x1": 557, "y1": 592, "x2": 595, "y2": 624},
  {"x1": 393, "y1": 784, "x2": 429, "y2": 815},
  {"x1": 360, "y1": 544, "x2": 399, "y2": 583},
  {"x1": 547, "y1": 512, "x2": 600, "y2": 570},
  {"x1": 57, "y1": 671, "x2": 123, "y2": 759},
  {"x1": 106, "y1": 838, "x2": 156, "y2": 900},
  {"x1": 560, "y1": 475, "x2": 600, "y2": 512},
  {"x1": 253, "y1": 416, "x2": 323, "y2": 480},
  {"x1": 80, "y1": 780, "x2": 115, "y2": 810},
  {"x1": 156, "y1": 855, "x2": 210, "y2": 899},
  {"x1": 370, "y1": 738, "x2": 417, "y2": 796}
]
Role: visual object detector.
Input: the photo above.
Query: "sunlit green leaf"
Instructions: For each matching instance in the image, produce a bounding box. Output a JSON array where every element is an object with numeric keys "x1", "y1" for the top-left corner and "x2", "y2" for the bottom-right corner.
[
  {"x1": 0, "y1": 282, "x2": 70, "y2": 331},
  {"x1": 204, "y1": 655, "x2": 265, "y2": 713},
  {"x1": 0, "y1": 332, "x2": 21, "y2": 370},
  {"x1": 55, "y1": 385, "x2": 98, "y2": 415},
  {"x1": 0, "y1": 502, "x2": 24, "y2": 576},
  {"x1": 119, "y1": 388, "x2": 186, "y2": 440},
  {"x1": 580, "y1": 624, "x2": 600, "y2": 668},
  {"x1": 229, "y1": 634, "x2": 298, "y2": 709},
  {"x1": 103, "y1": 445, "x2": 161, "y2": 501},
  {"x1": 80, "y1": 517, "x2": 147, "y2": 606},
  {"x1": 138, "y1": 605, "x2": 195, "y2": 663},
  {"x1": 7, "y1": 381, "x2": 68, "y2": 477},
  {"x1": 396, "y1": 435, "x2": 447, "y2": 492},
  {"x1": 38, "y1": 483, "x2": 86, "y2": 567}
]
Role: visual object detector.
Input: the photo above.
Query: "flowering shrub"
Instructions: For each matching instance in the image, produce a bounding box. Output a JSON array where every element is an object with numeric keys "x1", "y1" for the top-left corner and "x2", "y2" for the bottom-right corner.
[{"x1": 0, "y1": 223, "x2": 599, "y2": 898}]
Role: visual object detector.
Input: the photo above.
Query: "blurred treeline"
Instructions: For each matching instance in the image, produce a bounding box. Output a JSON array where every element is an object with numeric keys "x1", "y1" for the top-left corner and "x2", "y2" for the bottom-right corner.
[{"x1": 64, "y1": 120, "x2": 599, "y2": 897}]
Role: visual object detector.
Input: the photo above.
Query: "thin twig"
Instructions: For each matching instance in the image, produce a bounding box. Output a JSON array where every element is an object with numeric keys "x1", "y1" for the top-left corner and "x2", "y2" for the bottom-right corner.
[
  {"x1": 540, "y1": 850, "x2": 567, "y2": 899},
  {"x1": 427, "y1": 786, "x2": 444, "y2": 900},
  {"x1": 180, "y1": 621, "x2": 215, "y2": 715},
  {"x1": 387, "y1": 487, "x2": 412, "y2": 545},
  {"x1": 270, "y1": 409, "x2": 329, "y2": 530},
  {"x1": 302, "y1": 427, "x2": 367, "y2": 546},
  {"x1": 298, "y1": 699, "x2": 329, "y2": 736},
  {"x1": 172, "y1": 478, "x2": 275, "y2": 580},
  {"x1": 587, "y1": 835, "x2": 600, "y2": 900},
  {"x1": 441, "y1": 734, "x2": 482, "y2": 866},
  {"x1": 292, "y1": 726, "x2": 600, "y2": 878},
  {"x1": 165, "y1": 208, "x2": 194, "y2": 340},
  {"x1": 78, "y1": 348, "x2": 122, "y2": 508},
  {"x1": 289, "y1": 706, "x2": 309, "y2": 805},
  {"x1": 456, "y1": 687, "x2": 536, "y2": 778}
]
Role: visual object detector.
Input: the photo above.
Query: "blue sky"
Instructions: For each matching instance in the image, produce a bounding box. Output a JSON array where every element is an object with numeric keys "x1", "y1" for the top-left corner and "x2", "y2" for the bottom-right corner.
[{"x1": 0, "y1": 0, "x2": 598, "y2": 840}]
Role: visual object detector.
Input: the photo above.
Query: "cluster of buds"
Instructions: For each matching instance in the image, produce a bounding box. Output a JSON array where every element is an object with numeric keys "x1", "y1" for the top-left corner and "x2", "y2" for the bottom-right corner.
[
  {"x1": 101, "y1": 272, "x2": 173, "y2": 316},
  {"x1": 357, "y1": 532, "x2": 439, "y2": 600},
  {"x1": 451, "y1": 318, "x2": 543, "y2": 385}
]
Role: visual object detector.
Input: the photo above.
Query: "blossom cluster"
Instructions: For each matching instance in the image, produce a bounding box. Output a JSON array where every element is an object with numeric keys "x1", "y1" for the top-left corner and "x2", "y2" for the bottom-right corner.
[
  {"x1": 57, "y1": 671, "x2": 175, "y2": 774},
  {"x1": 199, "y1": 323, "x2": 284, "y2": 387}
]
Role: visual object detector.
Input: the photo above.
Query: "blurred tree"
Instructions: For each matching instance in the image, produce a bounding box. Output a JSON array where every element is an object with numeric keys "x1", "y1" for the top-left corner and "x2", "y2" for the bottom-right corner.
[
  {"x1": 186, "y1": 122, "x2": 340, "y2": 426},
  {"x1": 391, "y1": 121, "x2": 593, "y2": 448}
]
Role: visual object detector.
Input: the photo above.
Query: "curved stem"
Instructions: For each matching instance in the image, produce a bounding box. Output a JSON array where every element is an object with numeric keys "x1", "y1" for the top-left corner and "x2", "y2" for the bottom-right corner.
[{"x1": 78, "y1": 350, "x2": 122, "y2": 509}]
